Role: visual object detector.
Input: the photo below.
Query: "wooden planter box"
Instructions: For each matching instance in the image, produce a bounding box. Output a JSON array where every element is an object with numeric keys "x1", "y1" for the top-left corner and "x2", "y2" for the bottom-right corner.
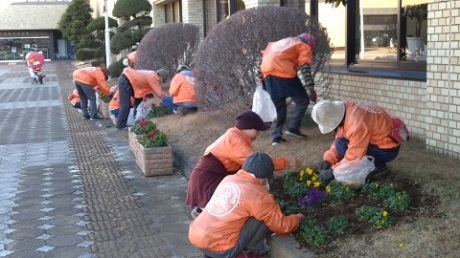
[{"x1": 129, "y1": 128, "x2": 173, "y2": 176}]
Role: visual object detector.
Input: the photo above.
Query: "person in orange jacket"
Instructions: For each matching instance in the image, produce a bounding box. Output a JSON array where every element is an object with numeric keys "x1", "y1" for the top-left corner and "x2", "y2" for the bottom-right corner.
[
  {"x1": 186, "y1": 110, "x2": 300, "y2": 218},
  {"x1": 68, "y1": 89, "x2": 81, "y2": 109},
  {"x1": 161, "y1": 64, "x2": 197, "y2": 116},
  {"x1": 116, "y1": 67, "x2": 169, "y2": 130},
  {"x1": 123, "y1": 51, "x2": 137, "y2": 68},
  {"x1": 189, "y1": 152, "x2": 303, "y2": 257},
  {"x1": 72, "y1": 66, "x2": 111, "y2": 120},
  {"x1": 261, "y1": 33, "x2": 317, "y2": 146},
  {"x1": 311, "y1": 99, "x2": 401, "y2": 184}
]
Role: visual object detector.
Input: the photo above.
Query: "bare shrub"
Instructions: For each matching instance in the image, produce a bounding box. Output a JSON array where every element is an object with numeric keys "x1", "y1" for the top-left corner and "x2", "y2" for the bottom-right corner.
[
  {"x1": 194, "y1": 6, "x2": 333, "y2": 112},
  {"x1": 135, "y1": 23, "x2": 200, "y2": 76}
]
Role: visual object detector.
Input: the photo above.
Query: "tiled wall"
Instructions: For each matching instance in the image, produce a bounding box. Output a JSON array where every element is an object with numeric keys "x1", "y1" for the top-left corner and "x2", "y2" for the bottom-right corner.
[{"x1": 424, "y1": 0, "x2": 460, "y2": 159}]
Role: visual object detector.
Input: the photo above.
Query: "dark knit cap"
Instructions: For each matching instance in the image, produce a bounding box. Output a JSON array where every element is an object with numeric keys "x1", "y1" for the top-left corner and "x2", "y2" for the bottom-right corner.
[
  {"x1": 235, "y1": 110, "x2": 270, "y2": 131},
  {"x1": 242, "y1": 152, "x2": 274, "y2": 179}
]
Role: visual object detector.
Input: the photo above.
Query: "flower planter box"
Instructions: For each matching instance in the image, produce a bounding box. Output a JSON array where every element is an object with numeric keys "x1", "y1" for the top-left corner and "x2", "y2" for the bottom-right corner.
[
  {"x1": 129, "y1": 128, "x2": 173, "y2": 176},
  {"x1": 99, "y1": 100, "x2": 110, "y2": 119}
]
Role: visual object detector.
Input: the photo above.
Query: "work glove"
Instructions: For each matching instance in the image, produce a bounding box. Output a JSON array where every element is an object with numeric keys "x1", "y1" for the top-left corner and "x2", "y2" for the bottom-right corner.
[
  {"x1": 296, "y1": 213, "x2": 305, "y2": 221},
  {"x1": 319, "y1": 168, "x2": 334, "y2": 185},
  {"x1": 318, "y1": 161, "x2": 331, "y2": 171}
]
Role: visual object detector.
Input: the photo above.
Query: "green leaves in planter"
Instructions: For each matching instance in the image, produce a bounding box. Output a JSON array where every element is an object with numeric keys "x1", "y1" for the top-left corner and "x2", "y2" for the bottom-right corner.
[
  {"x1": 327, "y1": 180, "x2": 355, "y2": 201},
  {"x1": 327, "y1": 216, "x2": 349, "y2": 234},
  {"x1": 355, "y1": 206, "x2": 394, "y2": 229},
  {"x1": 296, "y1": 216, "x2": 330, "y2": 246},
  {"x1": 384, "y1": 191, "x2": 411, "y2": 211},
  {"x1": 131, "y1": 118, "x2": 157, "y2": 135},
  {"x1": 138, "y1": 130, "x2": 168, "y2": 148}
]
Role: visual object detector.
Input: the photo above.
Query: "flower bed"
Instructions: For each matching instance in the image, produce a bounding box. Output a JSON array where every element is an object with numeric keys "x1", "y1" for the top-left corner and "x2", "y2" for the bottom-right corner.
[
  {"x1": 271, "y1": 167, "x2": 438, "y2": 254},
  {"x1": 129, "y1": 118, "x2": 173, "y2": 176}
]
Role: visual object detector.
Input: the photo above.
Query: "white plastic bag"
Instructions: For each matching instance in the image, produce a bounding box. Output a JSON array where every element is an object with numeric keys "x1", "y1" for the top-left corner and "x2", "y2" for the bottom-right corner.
[
  {"x1": 135, "y1": 101, "x2": 152, "y2": 121},
  {"x1": 252, "y1": 84, "x2": 277, "y2": 122},
  {"x1": 333, "y1": 156, "x2": 376, "y2": 189},
  {"x1": 127, "y1": 108, "x2": 135, "y2": 126}
]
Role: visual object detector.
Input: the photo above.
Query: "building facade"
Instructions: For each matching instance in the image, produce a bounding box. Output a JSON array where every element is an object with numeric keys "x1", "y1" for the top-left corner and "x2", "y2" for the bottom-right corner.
[{"x1": 0, "y1": 0, "x2": 72, "y2": 61}]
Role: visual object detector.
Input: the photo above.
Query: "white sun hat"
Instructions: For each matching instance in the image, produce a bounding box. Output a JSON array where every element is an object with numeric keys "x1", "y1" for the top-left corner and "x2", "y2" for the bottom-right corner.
[{"x1": 311, "y1": 99, "x2": 345, "y2": 134}]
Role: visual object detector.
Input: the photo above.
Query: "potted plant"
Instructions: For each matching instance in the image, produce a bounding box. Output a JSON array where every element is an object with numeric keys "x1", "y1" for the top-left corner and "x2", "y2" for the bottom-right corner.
[
  {"x1": 128, "y1": 118, "x2": 173, "y2": 176},
  {"x1": 405, "y1": 3, "x2": 427, "y2": 55}
]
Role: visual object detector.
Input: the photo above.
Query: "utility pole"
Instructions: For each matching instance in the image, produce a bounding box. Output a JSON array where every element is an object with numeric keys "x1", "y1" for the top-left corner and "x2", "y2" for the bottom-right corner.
[{"x1": 104, "y1": 0, "x2": 111, "y2": 68}]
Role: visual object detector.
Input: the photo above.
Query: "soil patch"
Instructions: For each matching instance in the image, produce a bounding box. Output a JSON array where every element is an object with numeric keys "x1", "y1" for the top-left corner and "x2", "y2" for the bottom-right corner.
[{"x1": 271, "y1": 172, "x2": 440, "y2": 256}]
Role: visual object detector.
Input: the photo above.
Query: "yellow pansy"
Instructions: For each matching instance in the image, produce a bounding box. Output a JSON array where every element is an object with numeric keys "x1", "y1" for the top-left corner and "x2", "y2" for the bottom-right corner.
[
  {"x1": 326, "y1": 186, "x2": 332, "y2": 193},
  {"x1": 314, "y1": 181, "x2": 321, "y2": 188},
  {"x1": 312, "y1": 175, "x2": 318, "y2": 182},
  {"x1": 382, "y1": 211, "x2": 388, "y2": 217},
  {"x1": 306, "y1": 180, "x2": 312, "y2": 187},
  {"x1": 306, "y1": 167, "x2": 313, "y2": 175}
]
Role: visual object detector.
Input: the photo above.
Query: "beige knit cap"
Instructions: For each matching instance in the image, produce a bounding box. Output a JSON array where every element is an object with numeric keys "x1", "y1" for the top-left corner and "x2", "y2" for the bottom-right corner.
[{"x1": 311, "y1": 99, "x2": 345, "y2": 134}]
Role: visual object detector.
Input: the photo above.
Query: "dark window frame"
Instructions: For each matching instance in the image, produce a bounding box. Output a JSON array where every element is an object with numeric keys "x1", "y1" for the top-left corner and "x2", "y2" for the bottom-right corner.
[{"x1": 311, "y1": 0, "x2": 426, "y2": 81}]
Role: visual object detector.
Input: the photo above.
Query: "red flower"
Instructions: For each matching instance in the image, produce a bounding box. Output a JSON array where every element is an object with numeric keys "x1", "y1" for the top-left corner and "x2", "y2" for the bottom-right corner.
[
  {"x1": 139, "y1": 119, "x2": 148, "y2": 127},
  {"x1": 146, "y1": 129, "x2": 159, "y2": 139}
]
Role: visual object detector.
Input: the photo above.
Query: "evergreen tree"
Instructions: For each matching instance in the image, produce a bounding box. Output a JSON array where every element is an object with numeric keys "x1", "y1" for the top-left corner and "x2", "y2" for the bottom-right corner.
[
  {"x1": 111, "y1": 0, "x2": 152, "y2": 54},
  {"x1": 76, "y1": 17, "x2": 118, "y2": 66},
  {"x1": 58, "y1": 0, "x2": 93, "y2": 45}
]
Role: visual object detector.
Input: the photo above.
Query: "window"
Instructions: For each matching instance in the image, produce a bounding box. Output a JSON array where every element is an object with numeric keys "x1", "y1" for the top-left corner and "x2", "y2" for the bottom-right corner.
[{"x1": 165, "y1": 1, "x2": 182, "y2": 23}]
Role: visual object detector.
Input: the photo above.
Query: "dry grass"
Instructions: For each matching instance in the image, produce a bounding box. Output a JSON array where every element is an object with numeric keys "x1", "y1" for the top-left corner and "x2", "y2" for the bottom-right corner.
[{"x1": 152, "y1": 103, "x2": 460, "y2": 257}]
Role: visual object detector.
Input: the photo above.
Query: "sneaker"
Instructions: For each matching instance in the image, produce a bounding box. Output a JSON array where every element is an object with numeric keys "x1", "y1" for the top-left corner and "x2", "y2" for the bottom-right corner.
[
  {"x1": 190, "y1": 207, "x2": 202, "y2": 219},
  {"x1": 82, "y1": 115, "x2": 90, "y2": 120},
  {"x1": 285, "y1": 130, "x2": 307, "y2": 139},
  {"x1": 365, "y1": 165, "x2": 389, "y2": 183},
  {"x1": 90, "y1": 115, "x2": 102, "y2": 120},
  {"x1": 116, "y1": 127, "x2": 128, "y2": 131},
  {"x1": 271, "y1": 137, "x2": 287, "y2": 146}
]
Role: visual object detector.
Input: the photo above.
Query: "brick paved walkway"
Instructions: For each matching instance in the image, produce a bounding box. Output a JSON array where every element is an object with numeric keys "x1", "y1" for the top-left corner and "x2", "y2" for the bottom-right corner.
[{"x1": 0, "y1": 61, "x2": 201, "y2": 258}]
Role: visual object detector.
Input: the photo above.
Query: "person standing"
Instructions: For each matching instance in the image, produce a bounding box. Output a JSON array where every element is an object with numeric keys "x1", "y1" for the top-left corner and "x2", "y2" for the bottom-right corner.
[
  {"x1": 161, "y1": 65, "x2": 197, "y2": 116},
  {"x1": 189, "y1": 152, "x2": 303, "y2": 258},
  {"x1": 311, "y1": 99, "x2": 401, "y2": 184},
  {"x1": 185, "y1": 110, "x2": 299, "y2": 219},
  {"x1": 260, "y1": 33, "x2": 317, "y2": 146},
  {"x1": 72, "y1": 67, "x2": 111, "y2": 120},
  {"x1": 116, "y1": 67, "x2": 168, "y2": 130}
]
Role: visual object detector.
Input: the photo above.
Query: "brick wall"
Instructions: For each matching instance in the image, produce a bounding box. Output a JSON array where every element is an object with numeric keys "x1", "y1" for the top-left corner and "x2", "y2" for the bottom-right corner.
[
  {"x1": 424, "y1": 0, "x2": 460, "y2": 159},
  {"x1": 0, "y1": 4, "x2": 68, "y2": 30},
  {"x1": 326, "y1": 1, "x2": 460, "y2": 160},
  {"x1": 182, "y1": 0, "x2": 205, "y2": 40},
  {"x1": 151, "y1": 4, "x2": 166, "y2": 27}
]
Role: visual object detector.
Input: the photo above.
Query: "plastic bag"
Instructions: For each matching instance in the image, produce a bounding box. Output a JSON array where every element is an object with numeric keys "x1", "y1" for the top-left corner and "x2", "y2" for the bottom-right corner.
[
  {"x1": 252, "y1": 84, "x2": 277, "y2": 122},
  {"x1": 127, "y1": 108, "x2": 135, "y2": 126},
  {"x1": 135, "y1": 101, "x2": 152, "y2": 121},
  {"x1": 333, "y1": 156, "x2": 376, "y2": 189}
]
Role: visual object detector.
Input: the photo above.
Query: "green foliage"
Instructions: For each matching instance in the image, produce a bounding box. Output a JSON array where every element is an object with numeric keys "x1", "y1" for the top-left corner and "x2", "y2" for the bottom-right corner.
[
  {"x1": 283, "y1": 173, "x2": 307, "y2": 198},
  {"x1": 147, "y1": 105, "x2": 173, "y2": 118},
  {"x1": 356, "y1": 206, "x2": 394, "y2": 229},
  {"x1": 87, "y1": 17, "x2": 118, "y2": 32},
  {"x1": 138, "y1": 131, "x2": 168, "y2": 148},
  {"x1": 328, "y1": 181, "x2": 355, "y2": 201},
  {"x1": 75, "y1": 49, "x2": 94, "y2": 61},
  {"x1": 58, "y1": 0, "x2": 93, "y2": 45},
  {"x1": 112, "y1": 0, "x2": 152, "y2": 18},
  {"x1": 327, "y1": 216, "x2": 349, "y2": 234},
  {"x1": 131, "y1": 119, "x2": 157, "y2": 135},
  {"x1": 325, "y1": 0, "x2": 347, "y2": 7},
  {"x1": 108, "y1": 59, "x2": 126, "y2": 79},
  {"x1": 111, "y1": 32, "x2": 134, "y2": 55},
  {"x1": 111, "y1": 0, "x2": 152, "y2": 54},
  {"x1": 362, "y1": 182, "x2": 397, "y2": 200},
  {"x1": 296, "y1": 216, "x2": 330, "y2": 246},
  {"x1": 384, "y1": 191, "x2": 411, "y2": 211}
]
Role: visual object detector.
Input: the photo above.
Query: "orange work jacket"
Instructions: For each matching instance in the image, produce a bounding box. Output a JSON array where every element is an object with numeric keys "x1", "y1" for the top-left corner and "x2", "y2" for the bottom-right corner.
[
  {"x1": 73, "y1": 67, "x2": 110, "y2": 95},
  {"x1": 324, "y1": 101, "x2": 401, "y2": 169},
  {"x1": 204, "y1": 127, "x2": 288, "y2": 173},
  {"x1": 68, "y1": 89, "x2": 80, "y2": 105},
  {"x1": 109, "y1": 90, "x2": 135, "y2": 110},
  {"x1": 260, "y1": 37, "x2": 313, "y2": 79},
  {"x1": 122, "y1": 67, "x2": 166, "y2": 99},
  {"x1": 169, "y1": 72, "x2": 197, "y2": 104},
  {"x1": 189, "y1": 170, "x2": 300, "y2": 252}
]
